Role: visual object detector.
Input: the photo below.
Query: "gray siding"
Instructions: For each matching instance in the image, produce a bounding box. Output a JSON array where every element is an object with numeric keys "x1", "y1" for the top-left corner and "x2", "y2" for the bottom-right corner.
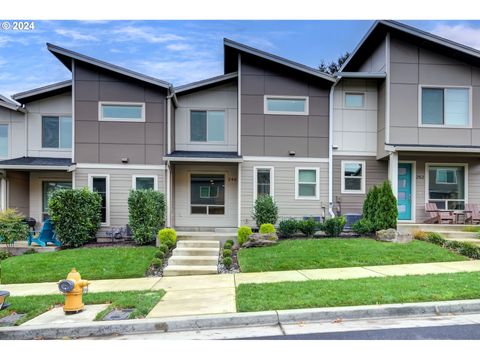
[
  {"x1": 357, "y1": 37, "x2": 387, "y2": 72},
  {"x1": 74, "y1": 62, "x2": 167, "y2": 165},
  {"x1": 377, "y1": 80, "x2": 387, "y2": 158},
  {"x1": 0, "y1": 108, "x2": 26, "y2": 160},
  {"x1": 240, "y1": 55, "x2": 330, "y2": 158},
  {"x1": 333, "y1": 155, "x2": 388, "y2": 215},
  {"x1": 7, "y1": 170, "x2": 29, "y2": 216}
]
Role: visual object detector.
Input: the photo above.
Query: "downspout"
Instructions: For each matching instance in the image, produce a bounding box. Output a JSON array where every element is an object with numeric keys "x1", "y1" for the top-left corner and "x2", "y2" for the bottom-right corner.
[{"x1": 328, "y1": 78, "x2": 340, "y2": 218}]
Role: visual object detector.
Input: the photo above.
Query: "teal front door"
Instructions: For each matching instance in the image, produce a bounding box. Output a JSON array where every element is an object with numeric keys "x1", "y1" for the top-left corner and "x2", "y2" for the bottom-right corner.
[{"x1": 397, "y1": 163, "x2": 412, "y2": 220}]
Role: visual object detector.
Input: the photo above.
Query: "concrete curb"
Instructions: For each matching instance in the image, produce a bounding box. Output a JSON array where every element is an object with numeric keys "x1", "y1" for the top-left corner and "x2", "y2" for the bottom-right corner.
[{"x1": 1, "y1": 299, "x2": 480, "y2": 339}]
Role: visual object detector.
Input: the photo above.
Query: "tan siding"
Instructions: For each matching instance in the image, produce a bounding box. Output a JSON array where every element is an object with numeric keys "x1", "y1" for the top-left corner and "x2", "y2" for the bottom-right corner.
[{"x1": 7, "y1": 170, "x2": 29, "y2": 216}]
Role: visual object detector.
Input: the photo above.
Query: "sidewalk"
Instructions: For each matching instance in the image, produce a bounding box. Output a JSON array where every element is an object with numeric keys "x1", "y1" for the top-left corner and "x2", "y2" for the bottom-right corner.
[{"x1": 2, "y1": 260, "x2": 480, "y2": 318}]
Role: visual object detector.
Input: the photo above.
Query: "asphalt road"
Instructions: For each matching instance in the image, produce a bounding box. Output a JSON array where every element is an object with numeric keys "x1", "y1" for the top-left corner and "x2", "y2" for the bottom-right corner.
[{"x1": 244, "y1": 324, "x2": 480, "y2": 340}]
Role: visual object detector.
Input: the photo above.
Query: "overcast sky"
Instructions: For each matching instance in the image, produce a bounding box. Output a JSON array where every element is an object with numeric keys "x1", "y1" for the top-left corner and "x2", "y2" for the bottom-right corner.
[{"x1": 1, "y1": 20, "x2": 480, "y2": 96}]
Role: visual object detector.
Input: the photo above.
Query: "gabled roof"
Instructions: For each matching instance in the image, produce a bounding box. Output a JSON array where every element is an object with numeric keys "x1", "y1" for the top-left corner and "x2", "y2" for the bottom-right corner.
[
  {"x1": 175, "y1": 72, "x2": 238, "y2": 94},
  {"x1": 341, "y1": 20, "x2": 480, "y2": 72},
  {"x1": 12, "y1": 80, "x2": 72, "y2": 103},
  {"x1": 47, "y1": 43, "x2": 172, "y2": 90},
  {"x1": 0, "y1": 94, "x2": 25, "y2": 112},
  {"x1": 223, "y1": 38, "x2": 335, "y2": 83}
]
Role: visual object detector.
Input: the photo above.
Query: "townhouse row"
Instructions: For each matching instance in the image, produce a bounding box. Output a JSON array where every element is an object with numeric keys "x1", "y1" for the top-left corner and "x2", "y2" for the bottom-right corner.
[{"x1": 1, "y1": 20, "x2": 480, "y2": 233}]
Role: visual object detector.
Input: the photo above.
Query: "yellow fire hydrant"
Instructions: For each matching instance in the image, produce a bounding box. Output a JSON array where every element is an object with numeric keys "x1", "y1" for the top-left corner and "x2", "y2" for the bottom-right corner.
[{"x1": 58, "y1": 268, "x2": 90, "y2": 314}]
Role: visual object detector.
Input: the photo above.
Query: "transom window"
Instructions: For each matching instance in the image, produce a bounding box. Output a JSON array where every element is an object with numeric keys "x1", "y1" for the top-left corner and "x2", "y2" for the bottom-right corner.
[
  {"x1": 190, "y1": 110, "x2": 225, "y2": 142},
  {"x1": 42, "y1": 181, "x2": 72, "y2": 220},
  {"x1": 42, "y1": 116, "x2": 72, "y2": 149},
  {"x1": 100, "y1": 103, "x2": 145, "y2": 122},
  {"x1": 190, "y1": 174, "x2": 225, "y2": 215},
  {"x1": 427, "y1": 165, "x2": 466, "y2": 210},
  {"x1": 89, "y1": 175, "x2": 109, "y2": 224},
  {"x1": 132, "y1": 175, "x2": 158, "y2": 190},
  {"x1": 0, "y1": 124, "x2": 8, "y2": 157},
  {"x1": 295, "y1": 168, "x2": 319, "y2": 200},
  {"x1": 345, "y1": 93, "x2": 365, "y2": 108},
  {"x1": 421, "y1": 87, "x2": 470, "y2": 127},
  {"x1": 264, "y1": 96, "x2": 309, "y2": 115},
  {"x1": 341, "y1": 161, "x2": 365, "y2": 194},
  {"x1": 254, "y1": 167, "x2": 274, "y2": 200}
]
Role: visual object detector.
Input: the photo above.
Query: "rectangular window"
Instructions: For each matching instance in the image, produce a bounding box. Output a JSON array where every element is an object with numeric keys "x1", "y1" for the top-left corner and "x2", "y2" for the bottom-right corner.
[
  {"x1": 342, "y1": 161, "x2": 365, "y2": 194},
  {"x1": 190, "y1": 174, "x2": 225, "y2": 215},
  {"x1": 42, "y1": 116, "x2": 72, "y2": 148},
  {"x1": 428, "y1": 165, "x2": 466, "y2": 210},
  {"x1": 345, "y1": 93, "x2": 365, "y2": 108},
  {"x1": 264, "y1": 96, "x2": 309, "y2": 115},
  {"x1": 254, "y1": 167, "x2": 274, "y2": 200},
  {"x1": 132, "y1": 175, "x2": 157, "y2": 190},
  {"x1": 421, "y1": 87, "x2": 469, "y2": 126},
  {"x1": 100, "y1": 103, "x2": 144, "y2": 122},
  {"x1": 0, "y1": 125, "x2": 8, "y2": 157},
  {"x1": 89, "y1": 175, "x2": 109, "y2": 224},
  {"x1": 42, "y1": 181, "x2": 72, "y2": 219},
  {"x1": 295, "y1": 168, "x2": 319, "y2": 200},
  {"x1": 190, "y1": 110, "x2": 225, "y2": 142}
]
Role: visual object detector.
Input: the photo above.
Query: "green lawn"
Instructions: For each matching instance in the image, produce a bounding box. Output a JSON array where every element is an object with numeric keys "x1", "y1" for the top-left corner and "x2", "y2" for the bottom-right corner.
[
  {"x1": 237, "y1": 238, "x2": 466, "y2": 272},
  {"x1": 236, "y1": 272, "x2": 480, "y2": 312},
  {"x1": 0, "y1": 246, "x2": 158, "y2": 284},
  {"x1": 0, "y1": 290, "x2": 165, "y2": 325}
]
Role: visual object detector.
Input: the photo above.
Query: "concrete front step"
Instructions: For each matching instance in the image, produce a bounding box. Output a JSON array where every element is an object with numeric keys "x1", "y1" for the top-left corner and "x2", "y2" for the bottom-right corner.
[
  {"x1": 163, "y1": 265, "x2": 218, "y2": 276},
  {"x1": 172, "y1": 247, "x2": 219, "y2": 257},
  {"x1": 398, "y1": 224, "x2": 474, "y2": 233},
  {"x1": 444, "y1": 238, "x2": 480, "y2": 244},
  {"x1": 176, "y1": 232, "x2": 236, "y2": 241},
  {"x1": 437, "y1": 231, "x2": 479, "y2": 240},
  {"x1": 168, "y1": 256, "x2": 219, "y2": 266},
  {"x1": 176, "y1": 240, "x2": 220, "y2": 249}
]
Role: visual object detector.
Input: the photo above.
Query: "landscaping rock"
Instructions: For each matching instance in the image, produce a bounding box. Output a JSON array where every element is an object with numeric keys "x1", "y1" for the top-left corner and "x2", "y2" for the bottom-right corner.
[
  {"x1": 0, "y1": 313, "x2": 25, "y2": 327},
  {"x1": 242, "y1": 233, "x2": 278, "y2": 248},
  {"x1": 376, "y1": 228, "x2": 413, "y2": 243}
]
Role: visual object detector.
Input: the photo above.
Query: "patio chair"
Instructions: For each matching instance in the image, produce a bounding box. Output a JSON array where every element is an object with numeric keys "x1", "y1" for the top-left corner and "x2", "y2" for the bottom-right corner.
[
  {"x1": 27, "y1": 219, "x2": 61, "y2": 247},
  {"x1": 465, "y1": 204, "x2": 480, "y2": 224},
  {"x1": 424, "y1": 203, "x2": 455, "y2": 224}
]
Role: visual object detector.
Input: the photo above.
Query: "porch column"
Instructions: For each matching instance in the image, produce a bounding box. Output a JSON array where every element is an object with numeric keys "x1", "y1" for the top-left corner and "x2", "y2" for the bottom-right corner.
[
  {"x1": 237, "y1": 162, "x2": 241, "y2": 228},
  {"x1": 0, "y1": 176, "x2": 6, "y2": 210},
  {"x1": 388, "y1": 152, "x2": 398, "y2": 199},
  {"x1": 166, "y1": 162, "x2": 171, "y2": 228}
]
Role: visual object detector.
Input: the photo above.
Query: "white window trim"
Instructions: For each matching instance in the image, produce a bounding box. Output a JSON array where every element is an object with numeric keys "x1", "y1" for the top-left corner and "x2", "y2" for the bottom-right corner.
[
  {"x1": 99, "y1": 102, "x2": 145, "y2": 122},
  {"x1": 264, "y1": 95, "x2": 309, "y2": 115},
  {"x1": 88, "y1": 174, "x2": 110, "y2": 226},
  {"x1": 295, "y1": 167, "x2": 320, "y2": 200},
  {"x1": 424, "y1": 163, "x2": 468, "y2": 210},
  {"x1": 344, "y1": 92, "x2": 366, "y2": 109},
  {"x1": 0, "y1": 123, "x2": 9, "y2": 159},
  {"x1": 41, "y1": 114, "x2": 73, "y2": 150},
  {"x1": 189, "y1": 109, "x2": 226, "y2": 143},
  {"x1": 131, "y1": 175, "x2": 158, "y2": 190},
  {"x1": 341, "y1": 160, "x2": 366, "y2": 194},
  {"x1": 253, "y1": 166, "x2": 274, "y2": 203},
  {"x1": 418, "y1": 85, "x2": 472, "y2": 129}
]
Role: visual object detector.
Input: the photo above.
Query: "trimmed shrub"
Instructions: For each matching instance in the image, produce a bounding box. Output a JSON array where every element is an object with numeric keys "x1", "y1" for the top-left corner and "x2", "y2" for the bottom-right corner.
[
  {"x1": 455, "y1": 242, "x2": 480, "y2": 259},
  {"x1": 0, "y1": 209, "x2": 29, "y2": 246},
  {"x1": 412, "y1": 229, "x2": 428, "y2": 241},
  {"x1": 155, "y1": 250, "x2": 165, "y2": 259},
  {"x1": 362, "y1": 185, "x2": 379, "y2": 226},
  {"x1": 0, "y1": 249, "x2": 10, "y2": 261},
  {"x1": 297, "y1": 218, "x2": 318, "y2": 237},
  {"x1": 223, "y1": 242, "x2": 232, "y2": 250},
  {"x1": 259, "y1": 223, "x2": 275, "y2": 234},
  {"x1": 158, "y1": 228, "x2": 177, "y2": 249},
  {"x1": 426, "y1": 232, "x2": 447, "y2": 246},
  {"x1": 373, "y1": 181, "x2": 398, "y2": 231},
  {"x1": 252, "y1": 195, "x2": 278, "y2": 227},
  {"x1": 323, "y1": 216, "x2": 346, "y2": 237},
  {"x1": 238, "y1": 226, "x2": 252, "y2": 246},
  {"x1": 223, "y1": 257, "x2": 232, "y2": 269},
  {"x1": 48, "y1": 188, "x2": 101, "y2": 247},
  {"x1": 129, "y1": 189, "x2": 166, "y2": 245},
  {"x1": 351, "y1": 219, "x2": 374, "y2": 236},
  {"x1": 278, "y1": 219, "x2": 298, "y2": 238},
  {"x1": 158, "y1": 244, "x2": 169, "y2": 254},
  {"x1": 225, "y1": 239, "x2": 234, "y2": 247},
  {"x1": 150, "y1": 258, "x2": 163, "y2": 269},
  {"x1": 223, "y1": 249, "x2": 232, "y2": 258}
]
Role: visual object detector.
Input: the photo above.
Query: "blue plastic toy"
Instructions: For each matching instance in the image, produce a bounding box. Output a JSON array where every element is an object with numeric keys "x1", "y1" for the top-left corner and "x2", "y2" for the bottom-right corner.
[{"x1": 27, "y1": 219, "x2": 61, "y2": 247}]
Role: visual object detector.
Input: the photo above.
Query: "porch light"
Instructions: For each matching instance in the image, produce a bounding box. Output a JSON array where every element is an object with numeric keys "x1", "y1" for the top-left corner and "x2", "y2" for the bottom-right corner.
[
  {"x1": 121, "y1": 157, "x2": 129, "y2": 163},
  {"x1": 289, "y1": 150, "x2": 296, "y2": 156}
]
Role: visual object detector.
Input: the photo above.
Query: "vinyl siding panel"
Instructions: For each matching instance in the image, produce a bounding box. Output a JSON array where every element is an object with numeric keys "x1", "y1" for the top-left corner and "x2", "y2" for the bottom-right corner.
[{"x1": 7, "y1": 170, "x2": 29, "y2": 216}]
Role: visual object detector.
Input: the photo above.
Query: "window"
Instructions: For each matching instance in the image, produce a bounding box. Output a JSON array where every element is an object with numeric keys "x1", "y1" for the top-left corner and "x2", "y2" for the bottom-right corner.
[
  {"x1": 42, "y1": 181, "x2": 72, "y2": 219},
  {"x1": 295, "y1": 168, "x2": 319, "y2": 200},
  {"x1": 427, "y1": 165, "x2": 466, "y2": 210},
  {"x1": 345, "y1": 93, "x2": 365, "y2": 108},
  {"x1": 342, "y1": 161, "x2": 365, "y2": 194},
  {"x1": 190, "y1": 174, "x2": 225, "y2": 215},
  {"x1": 0, "y1": 125, "x2": 8, "y2": 157},
  {"x1": 89, "y1": 175, "x2": 109, "y2": 224},
  {"x1": 264, "y1": 96, "x2": 309, "y2": 115},
  {"x1": 421, "y1": 87, "x2": 470, "y2": 127},
  {"x1": 100, "y1": 103, "x2": 145, "y2": 122},
  {"x1": 42, "y1": 116, "x2": 72, "y2": 148},
  {"x1": 190, "y1": 110, "x2": 225, "y2": 142},
  {"x1": 132, "y1": 175, "x2": 158, "y2": 190},
  {"x1": 254, "y1": 167, "x2": 274, "y2": 200}
]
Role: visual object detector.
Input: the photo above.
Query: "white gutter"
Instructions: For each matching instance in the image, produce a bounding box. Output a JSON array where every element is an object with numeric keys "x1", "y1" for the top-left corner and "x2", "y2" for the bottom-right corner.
[{"x1": 328, "y1": 79, "x2": 339, "y2": 218}]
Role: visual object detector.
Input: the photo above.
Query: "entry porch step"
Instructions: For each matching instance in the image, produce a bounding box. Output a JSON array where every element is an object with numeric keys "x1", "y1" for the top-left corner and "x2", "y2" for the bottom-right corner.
[
  {"x1": 168, "y1": 255, "x2": 219, "y2": 266},
  {"x1": 163, "y1": 265, "x2": 218, "y2": 276},
  {"x1": 176, "y1": 240, "x2": 220, "y2": 249},
  {"x1": 436, "y1": 231, "x2": 479, "y2": 240},
  {"x1": 172, "y1": 247, "x2": 220, "y2": 257}
]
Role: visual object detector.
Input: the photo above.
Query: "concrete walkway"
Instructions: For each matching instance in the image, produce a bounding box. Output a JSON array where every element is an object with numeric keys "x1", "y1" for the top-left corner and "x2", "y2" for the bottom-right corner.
[{"x1": 2, "y1": 260, "x2": 480, "y2": 318}]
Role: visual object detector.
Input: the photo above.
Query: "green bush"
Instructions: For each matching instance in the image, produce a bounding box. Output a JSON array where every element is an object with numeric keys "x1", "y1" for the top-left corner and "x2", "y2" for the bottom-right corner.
[
  {"x1": 238, "y1": 226, "x2": 252, "y2": 246},
  {"x1": 297, "y1": 218, "x2": 318, "y2": 237},
  {"x1": 351, "y1": 219, "x2": 374, "y2": 235},
  {"x1": 252, "y1": 195, "x2": 278, "y2": 227},
  {"x1": 259, "y1": 223, "x2": 275, "y2": 234},
  {"x1": 48, "y1": 188, "x2": 101, "y2": 247},
  {"x1": 362, "y1": 185, "x2": 378, "y2": 226},
  {"x1": 0, "y1": 249, "x2": 10, "y2": 261},
  {"x1": 158, "y1": 244, "x2": 169, "y2": 254},
  {"x1": 426, "y1": 232, "x2": 447, "y2": 246},
  {"x1": 455, "y1": 242, "x2": 480, "y2": 259},
  {"x1": 223, "y1": 242, "x2": 232, "y2": 250},
  {"x1": 154, "y1": 250, "x2": 165, "y2": 259},
  {"x1": 278, "y1": 219, "x2": 298, "y2": 238},
  {"x1": 223, "y1": 249, "x2": 232, "y2": 258},
  {"x1": 323, "y1": 216, "x2": 346, "y2": 237},
  {"x1": 225, "y1": 239, "x2": 234, "y2": 247},
  {"x1": 223, "y1": 257, "x2": 232, "y2": 269},
  {"x1": 150, "y1": 258, "x2": 163, "y2": 269},
  {"x1": 158, "y1": 228, "x2": 177, "y2": 249},
  {"x1": 374, "y1": 181, "x2": 398, "y2": 231},
  {"x1": 129, "y1": 190, "x2": 166, "y2": 245},
  {"x1": 0, "y1": 209, "x2": 29, "y2": 246}
]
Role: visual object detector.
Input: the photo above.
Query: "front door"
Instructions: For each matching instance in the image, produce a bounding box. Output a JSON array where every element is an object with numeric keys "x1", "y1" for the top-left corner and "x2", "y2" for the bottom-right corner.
[{"x1": 397, "y1": 163, "x2": 412, "y2": 220}]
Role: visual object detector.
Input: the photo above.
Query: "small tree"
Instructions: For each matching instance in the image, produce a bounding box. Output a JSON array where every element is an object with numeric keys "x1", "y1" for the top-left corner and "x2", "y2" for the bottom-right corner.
[
  {"x1": 128, "y1": 189, "x2": 166, "y2": 245},
  {"x1": 362, "y1": 185, "x2": 378, "y2": 225},
  {"x1": 48, "y1": 188, "x2": 102, "y2": 247},
  {"x1": 0, "y1": 209, "x2": 29, "y2": 247},
  {"x1": 373, "y1": 181, "x2": 398, "y2": 230},
  {"x1": 252, "y1": 195, "x2": 278, "y2": 228}
]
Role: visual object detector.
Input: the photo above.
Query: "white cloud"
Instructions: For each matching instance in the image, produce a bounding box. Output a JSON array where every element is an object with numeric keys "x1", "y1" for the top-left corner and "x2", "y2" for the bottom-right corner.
[
  {"x1": 55, "y1": 29, "x2": 99, "y2": 42},
  {"x1": 166, "y1": 43, "x2": 193, "y2": 51},
  {"x1": 112, "y1": 26, "x2": 184, "y2": 43},
  {"x1": 431, "y1": 23, "x2": 480, "y2": 50}
]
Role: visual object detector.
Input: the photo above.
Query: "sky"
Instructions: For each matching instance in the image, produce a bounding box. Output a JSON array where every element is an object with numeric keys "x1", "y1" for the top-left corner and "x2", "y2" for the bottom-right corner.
[{"x1": 1, "y1": 19, "x2": 480, "y2": 96}]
